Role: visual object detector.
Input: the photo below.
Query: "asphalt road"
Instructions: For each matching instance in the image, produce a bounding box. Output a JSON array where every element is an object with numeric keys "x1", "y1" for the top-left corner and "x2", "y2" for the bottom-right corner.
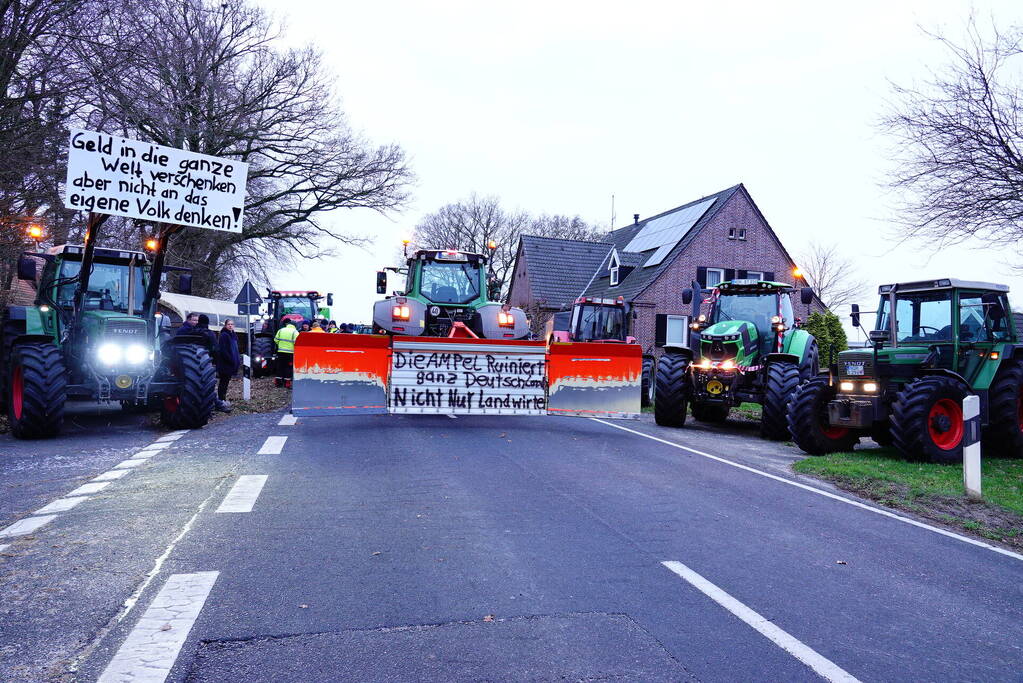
[{"x1": 1, "y1": 405, "x2": 1021, "y2": 682}]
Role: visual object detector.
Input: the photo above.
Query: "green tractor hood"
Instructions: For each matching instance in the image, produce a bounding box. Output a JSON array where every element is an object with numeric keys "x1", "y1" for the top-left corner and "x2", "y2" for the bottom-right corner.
[
  {"x1": 700, "y1": 320, "x2": 760, "y2": 366},
  {"x1": 81, "y1": 310, "x2": 150, "y2": 343}
]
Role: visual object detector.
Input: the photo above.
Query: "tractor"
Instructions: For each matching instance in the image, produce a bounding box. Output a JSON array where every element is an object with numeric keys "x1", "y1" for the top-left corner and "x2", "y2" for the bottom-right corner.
[
  {"x1": 291, "y1": 245, "x2": 641, "y2": 419},
  {"x1": 250, "y1": 289, "x2": 332, "y2": 377},
  {"x1": 788, "y1": 278, "x2": 1023, "y2": 463},
  {"x1": 1, "y1": 214, "x2": 217, "y2": 438},
  {"x1": 654, "y1": 278, "x2": 817, "y2": 439},
  {"x1": 548, "y1": 295, "x2": 658, "y2": 406},
  {"x1": 371, "y1": 248, "x2": 529, "y2": 339}
]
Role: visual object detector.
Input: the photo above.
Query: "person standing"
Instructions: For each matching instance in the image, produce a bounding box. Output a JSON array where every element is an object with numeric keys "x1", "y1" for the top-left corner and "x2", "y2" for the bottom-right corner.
[
  {"x1": 176, "y1": 312, "x2": 199, "y2": 336},
  {"x1": 195, "y1": 314, "x2": 218, "y2": 354},
  {"x1": 309, "y1": 321, "x2": 325, "y2": 333},
  {"x1": 216, "y1": 318, "x2": 241, "y2": 412},
  {"x1": 326, "y1": 320, "x2": 338, "y2": 333},
  {"x1": 274, "y1": 320, "x2": 299, "y2": 388}
]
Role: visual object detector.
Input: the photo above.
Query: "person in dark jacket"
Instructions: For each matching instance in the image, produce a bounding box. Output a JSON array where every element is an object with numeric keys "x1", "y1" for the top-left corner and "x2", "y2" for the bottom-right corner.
[
  {"x1": 195, "y1": 314, "x2": 218, "y2": 354},
  {"x1": 215, "y1": 318, "x2": 241, "y2": 411},
  {"x1": 176, "y1": 312, "x2": 199, "y2": 336}
]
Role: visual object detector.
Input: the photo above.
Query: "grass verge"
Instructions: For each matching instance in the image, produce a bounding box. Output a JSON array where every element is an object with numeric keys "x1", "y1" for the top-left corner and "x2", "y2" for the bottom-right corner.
[{"x1": 793, "y1": 448, "x2": 1023, "y2": 550}]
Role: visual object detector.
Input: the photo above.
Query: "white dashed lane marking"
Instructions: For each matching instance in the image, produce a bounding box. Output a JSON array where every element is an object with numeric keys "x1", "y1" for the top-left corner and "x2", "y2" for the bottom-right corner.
[
  {"x1": 113, "y1": 459, "x2": 148, "y2": 470},
  {"x1": 663, "y1": 561, "x2": 860, "y2": 683},
  {"x1": 0, "y1": 515, "x2": 57, "y2": 539},
  {"x1": 258, "y1": 436, "x2": 287, "y2": 455},
  {"x1": 93, "y1": 469, "x2": 131, "y2": 482},
  {"x1": 155, "y1": 431, "x2": 188, "y2": 442},
  {"x1": 67, "y1": 481, "x2": 111, "y2": 497},
  {"x1": 98, "y1": 571, "x2": 219, "y2": 683},
  {"x1": 36, "y1": 496, "x2": 90, "y2": 514},
  {"x1": 278, "y1": 413, "x2": 297, "y2": 426},
  {"x1": 216, "y1": 475, "x2": 268, "y2": 513},
  {"x1": 137, "y1": 441, "x2": 171, "y2": 452}
]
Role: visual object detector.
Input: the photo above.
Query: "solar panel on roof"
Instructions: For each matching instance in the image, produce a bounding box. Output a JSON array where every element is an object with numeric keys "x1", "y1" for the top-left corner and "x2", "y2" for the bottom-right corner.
[{"x1": 622, "y1": 197, "x2": 717, "y2": 267}]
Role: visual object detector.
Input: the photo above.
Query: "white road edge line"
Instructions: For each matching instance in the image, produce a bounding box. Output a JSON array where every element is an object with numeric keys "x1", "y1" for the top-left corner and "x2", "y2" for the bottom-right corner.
[
  {"x1": 36, "y1": 496, "x2": 90, "y2": 515},
  {"x1": 662, "y1": 561, "x2": 860, "y2": 683},
  {"x1": 258, "y1": 436, "x2": 287, "y2": 455},
  {"x1": 97, "y1": 571, "x2": 219, "y2": 683},
  {"x1": 93, "y1": 469, "x2": 131, "y2": 482},
  {"x1": 67, "y1": 481, "x2": 111, "y2": 497},
  {"x1": 156, "y1": 432, "x2": 187, "y2": 442},
  {"x1": 0, "y1": 515, "x2": 57, "y2": 539},
  {"x1": 138, "y1": 441, "x2": 171, "y2": 451},
  {"x1": 216, "y1": 475, "x2": 268, "y2": 513},
  {"x1": 112, "y1": 459, "x2": 147, "y2": 470},
  {"x1": 278, "y1": 413, "x2": 297, "y2": 426},
  {"x1": 593, "y1": 419, "x2": 1023, "y2": 562}
]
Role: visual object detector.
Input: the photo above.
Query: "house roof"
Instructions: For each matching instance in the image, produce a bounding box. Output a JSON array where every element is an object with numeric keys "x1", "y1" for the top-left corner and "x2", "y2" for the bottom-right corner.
[
  {"x1": 583, "y1": 184, "x2": 742, "y2": 300},
  {"x1": 516, "y1": 235, "x2": 612, "y2": 309}
]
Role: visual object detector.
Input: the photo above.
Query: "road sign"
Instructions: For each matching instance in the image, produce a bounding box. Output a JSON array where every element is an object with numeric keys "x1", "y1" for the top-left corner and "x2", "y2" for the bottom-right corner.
[
  {"x1": 64, "y1": 129, "x2": 249, "y2": 233},
  {"x1": 234, "y1": 281, "x2": 262, "y2": 305},
  {"x1": 237, "y1": 303, "x2": 260, "y2": 316}
]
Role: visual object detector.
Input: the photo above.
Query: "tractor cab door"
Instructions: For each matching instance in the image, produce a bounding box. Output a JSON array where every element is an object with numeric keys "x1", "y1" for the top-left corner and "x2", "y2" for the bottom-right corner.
[{"x1": 956, "y1": 290, "x2": 1006, "y2": 383}]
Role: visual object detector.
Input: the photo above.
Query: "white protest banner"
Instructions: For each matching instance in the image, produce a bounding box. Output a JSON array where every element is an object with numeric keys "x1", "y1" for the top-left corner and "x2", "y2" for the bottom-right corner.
[{"x1": 64, "y1": 129, "x2": 248, "y2": 233}]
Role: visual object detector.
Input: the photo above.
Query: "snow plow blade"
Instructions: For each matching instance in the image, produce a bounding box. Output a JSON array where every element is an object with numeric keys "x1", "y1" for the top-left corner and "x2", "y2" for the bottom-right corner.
[
  {"x1": 292, "y1": 333, "x2": 390, "y2": 416},
  {"x1": 292, "y1": 334, "x2": 641, "y2": 419},
  {"x1": 546, "y1": 341, "x2": 642, "y2": 418}
]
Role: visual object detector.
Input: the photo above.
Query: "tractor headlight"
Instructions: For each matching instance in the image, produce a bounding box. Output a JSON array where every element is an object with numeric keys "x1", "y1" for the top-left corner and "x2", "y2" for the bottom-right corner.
[
  {"x1": 839, "y1": 381, "x2": 855, "y2": 392},
  {"x1": 97, "y1": 343, "x2": 123, "y2": 365},
  {"x1": 863, "y1": 382, "x2": 878, "y2": 393},
  {"x1": 125, "y1": 344, "x2": 149, "y2": 364}
]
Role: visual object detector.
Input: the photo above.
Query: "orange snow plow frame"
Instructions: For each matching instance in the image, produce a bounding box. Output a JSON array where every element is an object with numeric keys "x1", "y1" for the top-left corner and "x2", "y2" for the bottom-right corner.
[{"x1": 292, "y1": 333, "x2": 641, "y2": 419}]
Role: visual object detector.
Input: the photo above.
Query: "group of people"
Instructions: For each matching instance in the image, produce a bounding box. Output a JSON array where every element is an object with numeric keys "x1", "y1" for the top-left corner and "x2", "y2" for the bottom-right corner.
[
  {"x1": 177, "y1": 312, "x2": 242, "y2": 412},
  {"x1": 271, "y1": 318, "x2": 362, "y2": 387}
]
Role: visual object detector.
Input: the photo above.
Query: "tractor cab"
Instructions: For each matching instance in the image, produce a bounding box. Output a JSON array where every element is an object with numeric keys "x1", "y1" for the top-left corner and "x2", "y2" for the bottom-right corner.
[
  {"x1": 552, "y1": 296, "x2": 633, "y2": 344},
  {"x1": 372, "y1": 248, "x2": 527, "y2": 339},
  {"x1": 696, "y1": 279, "x2": 805, "y2": 364},
  {"x1": 268, "y1": 290, "x2": 327, "y2": 329}
]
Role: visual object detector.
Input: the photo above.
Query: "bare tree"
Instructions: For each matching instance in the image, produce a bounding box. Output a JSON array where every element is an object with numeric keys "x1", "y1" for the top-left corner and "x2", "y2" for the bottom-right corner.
[
  {"x1": 881, "y1": 18, "x2": 1023, "y2": 248},
  {"x1": 409, "y1": 194, "x2": 603, "y2": 295},
  {"x1": 71, "y1": 0, "x2": 412, "y2": 296},
  {"x1": 797, "y1": 242, "x2": 865, "y2": 310}
]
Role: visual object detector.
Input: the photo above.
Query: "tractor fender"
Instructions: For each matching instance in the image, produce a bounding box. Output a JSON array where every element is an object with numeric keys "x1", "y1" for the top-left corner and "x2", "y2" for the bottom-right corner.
[
  {"x1": 917, "y1": 368, "x2": 970, "y2": 390},
  {"x1": 5, "y1": 307, "x2": 28, "y2": 321},
  {"x1": 11, "y1": 334, "x2": 53, "y2": 346},
  {"x1": 764, "y1": 352, "x2": 799, "y2": 366},
  {"x1": 373, "y1": 297, "x2": 426, "y2": 336},
  {"x1": 784, "y1": 329, "x2": 814, "y2": 361},
  {"x1": 660, "y1": 345, "x2": 694, "y2": 361},
  {"x1": 1009, "y1": 344, "x2": 1023, "y2": 362}
]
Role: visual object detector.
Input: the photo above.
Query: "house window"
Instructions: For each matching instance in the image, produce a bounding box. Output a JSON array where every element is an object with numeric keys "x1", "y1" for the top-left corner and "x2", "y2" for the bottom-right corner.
[
  {"x1": 746, "y1": 270, "x2": 764, "y2": 281},
  {"x1": 727, "y1": 228, "x2": 736, "y2": 240},
  {"x1": 610, "y1": 265, "x2": 619, "y2": 286},
  {"x1": 706, "y1": 268, "x2": 725, "y2": 288},
  {"x1": 738, "y1": 228, "x2": 747, "y2": 240},
  {"x1": 609, "y1": 250, "x2": 621, "y2": 287}
]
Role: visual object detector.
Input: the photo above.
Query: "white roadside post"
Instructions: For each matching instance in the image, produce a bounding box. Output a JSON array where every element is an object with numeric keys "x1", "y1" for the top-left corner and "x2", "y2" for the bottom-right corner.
[
  {"x1": 962, "y1": 394, "x2": 982, "y2": 500},
  {"x1": 234, "y1": 281, "x2": 262, "y2": 402},
  {"x1": 242, "y1": 352, "x2": 251, "y2": 400}
]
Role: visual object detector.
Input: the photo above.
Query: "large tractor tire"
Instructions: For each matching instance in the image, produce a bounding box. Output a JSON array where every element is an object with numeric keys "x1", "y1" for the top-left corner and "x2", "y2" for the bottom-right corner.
[
  {"x1": 761, "y1": 362, "x2": 800, "y2": 440},
  {"x1": 654, "y1": 353, "x2": 690, "y2": 427},
  {"x1": 787, "y1": 376, "x2": 859, "y2": 454},
  {"x1": 251, "y1": 337, "x2": 274, "y2": 378},
  {"x1": 798, "y1": 339, "x2": 820, "y2": 381},
  {"x1": 691, "y1": 402, "x2": 730, "y2": 423},
  {"x1": 891, "y1": 376, "x2": 968, "y2": 464},
  {"x1": 641, "y1": 356, "x2": 655, "y2": 408},
  {"x1": 160, "y1": 344, "x2": 216, "y2": 430},
  {"x1": 983, "y1": 359, "x2": 1023, "y2": 458},
  {"x1": 7, "y1": 342, "x2": 67, "y2": 439}
]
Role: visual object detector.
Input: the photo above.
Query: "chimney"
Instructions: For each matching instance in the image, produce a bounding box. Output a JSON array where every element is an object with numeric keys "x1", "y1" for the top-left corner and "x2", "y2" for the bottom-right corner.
[{"x1": 633, "y1": 213, "x2": 640, "y2": 225}]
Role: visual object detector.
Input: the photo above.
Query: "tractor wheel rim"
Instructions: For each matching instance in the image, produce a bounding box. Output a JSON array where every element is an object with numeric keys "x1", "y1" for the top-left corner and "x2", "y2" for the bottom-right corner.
[
  {"x1": 822, "y1": 424, "x2": 849, "y2": 439},
  {"x1": 928, "y1": 398, "x2": 963, "y2": 450},
  {"x1": 12, "y1": 366, "x2": 24, "y2": 420},
  {"x1": 164, "y1": 396, "x2": 179, "y2": 413}
]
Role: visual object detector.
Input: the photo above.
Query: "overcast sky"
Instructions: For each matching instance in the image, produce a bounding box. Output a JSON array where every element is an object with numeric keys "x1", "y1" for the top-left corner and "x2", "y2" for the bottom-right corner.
[{"x1": 260, "y1": 0, "x2": 1020, "y2": 340}]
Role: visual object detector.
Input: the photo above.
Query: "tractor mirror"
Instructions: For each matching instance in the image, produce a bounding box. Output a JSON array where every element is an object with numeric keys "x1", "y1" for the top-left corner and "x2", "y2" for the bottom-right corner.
[
  {"x1": 177, "y1": 273, "x2": 193, "y2": 295},
  {"x1": 868, "y1": 329, "x2": 890, "y2": 344},
  {"x1": 376, "y1": 271, "x2": 387, "y2": 294},
  {"x1": 682, "y1": 290, "x2": 693, "y2": 305},
  {"x1": 327, "y1": 293, "x2": 334, "y2": 307},
  {"x1": 16, "y1": 255, "x2": 36, "y2": 281},
  {"x1": 800, "y1": 287, "x2": 814, "y2": 305},
  {"x1": 850, "y1": 304, "x2": 861, "y2": 328}
]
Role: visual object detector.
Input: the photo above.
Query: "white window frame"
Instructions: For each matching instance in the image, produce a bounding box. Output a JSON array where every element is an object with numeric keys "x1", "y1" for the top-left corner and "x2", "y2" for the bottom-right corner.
[
  {"x1": 738, "y1": 228, "x2": 747, "y2": 240},
  {"x1": 706, "y1": 268, "x2": 725, "y2": 288},
  {"x1": 609, "y1": 250, "x2": 621, "y2": 287},
  {"x1": 727, "y1": 227, "x2": 736, "y2": 240},
  {"x1": 745, "y1": 270, "x2": 764, "y2": 281}
]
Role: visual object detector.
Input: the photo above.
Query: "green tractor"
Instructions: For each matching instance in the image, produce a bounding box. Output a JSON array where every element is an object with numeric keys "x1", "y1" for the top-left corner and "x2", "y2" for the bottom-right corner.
[
  {"x1": 371, "y1": 248, "x2": 529, "y2": 339},
  {"x1": 1, "y1": 214, "x2": 217, "y2": 439},
  {"x1": 655, "y1": 278, "x2": 818, "y2": 439},
  {"x1": 788, "y1": 279, "x2": 1023, "y2": 463}
]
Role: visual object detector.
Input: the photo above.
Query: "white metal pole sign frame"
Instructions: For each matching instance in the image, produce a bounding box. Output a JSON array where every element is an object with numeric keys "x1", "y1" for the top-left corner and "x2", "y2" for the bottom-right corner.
[{"x1": 64, "y1": 129, "x2": 248, "y2": 233}]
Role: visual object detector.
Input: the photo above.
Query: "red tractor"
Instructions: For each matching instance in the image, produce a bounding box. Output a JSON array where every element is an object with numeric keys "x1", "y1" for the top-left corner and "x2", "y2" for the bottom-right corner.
[{"x1": 250, "y1": 290, "x2": 332, "y2": 377}]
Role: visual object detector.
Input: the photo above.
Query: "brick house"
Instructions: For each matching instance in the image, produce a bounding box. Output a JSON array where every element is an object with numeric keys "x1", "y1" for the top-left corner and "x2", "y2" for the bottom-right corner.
[{"x1": 507, "y1": 183, "x2": 819, "y2": 353}]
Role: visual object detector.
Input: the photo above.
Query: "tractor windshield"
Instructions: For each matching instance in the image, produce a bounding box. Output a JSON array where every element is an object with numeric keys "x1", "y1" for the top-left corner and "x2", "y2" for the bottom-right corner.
[
  {"x1": 280, "y1": 296, "x2": 316, "y2": 321},
  {"x1": 573, "y1": 304, "x2": 625, "y2": 341},
  {"x1": 713, "y1": 293, "x2": 778, "y2": 333},
  {"x1": 57, "y1": 258, "x2": 146, "y2": 313},
  {"x1": 419, "y1": 260, "x2": 481, "y2": 304},
  {"x1": 877, "y1": 290, "x2": 953, "y2": 344}
]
